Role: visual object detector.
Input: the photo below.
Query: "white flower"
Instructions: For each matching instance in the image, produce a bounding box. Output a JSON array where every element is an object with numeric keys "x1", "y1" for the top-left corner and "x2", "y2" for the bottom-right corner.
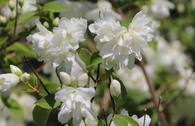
[
  {"x1": 57, "y1": 0, "x2": 93, "y2": 18},
  {"x1": 53, "y1": 17, "x2": 87, "y2": 49},
  {"x1": 55, "y1": 87, "x2": 96, "y2": 125},
  {"x1": 125, "y1": 11, "x2": 155, "y2": 60},
  {"x1": 10, "y1": 65, "x2": 22, "y2": 76},
  {"x1": 27, "y1": 18, "x2": 87, "y2": 66},
  {"x1": 110, "y1": 79, "x2": 121, "y2": 97},
  {"x1": 0, "y1": 73, "x2": 19, "y2": 93},
  {"x1": 117, "y1": 67, "x2": 150, "y2": 96},
  {"x1": 132, "y1": 114, "x2": 151, "y2": 126},
  {"x1": 86, "y1": 0, "x2": 121, "y2": 21},
  {"x1": 89, "y1": 19, "x2": 125, "y2": 43},
  {"x1": 150, "y1": 0, "x2": 175, "y2": 18},
  {"x1": 89, "y1": 11, "x2": 154, "y2": 70}
]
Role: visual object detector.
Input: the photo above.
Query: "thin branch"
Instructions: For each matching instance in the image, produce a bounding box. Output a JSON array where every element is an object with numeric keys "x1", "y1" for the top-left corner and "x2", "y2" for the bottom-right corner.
[
  {"x1": 13, "y1": 0, "x2": 19, "y2": 38},
  {"x1": 55, "y1": 67, "x2": 63, "y2": 88},
  {"x1": 163, "y1": 76, "x2": 191, "y2": 111},
  {"x1": 139, "y1": 61, "x2": 168, "y2": 126}
]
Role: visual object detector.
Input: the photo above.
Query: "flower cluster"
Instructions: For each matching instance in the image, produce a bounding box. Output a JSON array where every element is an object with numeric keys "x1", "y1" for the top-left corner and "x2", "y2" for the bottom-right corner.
[{"x1": 89, "y1": 11, "x2": 155, "y2": 70}]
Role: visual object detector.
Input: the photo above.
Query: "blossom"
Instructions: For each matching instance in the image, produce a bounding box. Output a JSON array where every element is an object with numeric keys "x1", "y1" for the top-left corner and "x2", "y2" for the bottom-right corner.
[
  {"x1": 150, "y1": 0, "x2": 175, "y2": 18},
  {"x1": 55, "y1": 87, "x2": 96, "y2": 125},
  {"x1": 117, "y1": 67, "x2": 150, "y2": 96},
  {"x1": 27, "y1": 18, "x2": 87, "y2": 66},
  {"x1": 89, "y1": 11, "x2": 155, "y2": 70},
  {"x1": 57, "y1": 0, "x2": 93, "y2": 18},
  {"x1": 86, "y1": 0, "x2": 121, "y2": 21},
  {"x1": 0, "y1": 73, "x2": 19, "y2": 93}
]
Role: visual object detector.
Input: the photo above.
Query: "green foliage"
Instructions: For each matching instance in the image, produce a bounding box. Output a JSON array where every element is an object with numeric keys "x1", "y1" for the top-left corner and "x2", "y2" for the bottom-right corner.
[
  {"x1": 33, "y1": 106, "x2": 50, "y2": 126},
  {"x1": 2, "y1": 97, "x2": 24, "y2": 119},
  {"x1": 0, "y1": 0, "x2": 9, "y2": 6},
  {"x1": 7, "y1": 42, "x2": 36, "y2": 58},
  {"x1": 18, "y1": 11, "x2": 37, "y2": 23},
  {"x1": 35, "y1": 94, "x2": 61, "y2": 109},
  {"x1": 42, "y1": 1, "x2": 68, "y2": 12},
  {"x1": 39, "y1": 82, "x2": 60, "y2": 96},
  {"x1": 112, "y1": 114, "x2": 139, "y2": 126},
  {"x1": 79, "y1": 48, "x2": 92, "y2": 66}
]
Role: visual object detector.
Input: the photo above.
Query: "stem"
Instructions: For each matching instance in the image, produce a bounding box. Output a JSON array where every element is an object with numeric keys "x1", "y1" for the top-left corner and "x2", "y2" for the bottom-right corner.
[
  {"x1": 163, "y1": 76, "x2": 191, "y2": 110},
  {"x1": 13, "y1": 0, "x2": 19, "y2": 38},
  {"x1": 33, "y1": 70, "x2": 51, "y2": 95},
  {"x1": 139, "y1": 61, "x2": 168, "y2": 126},
  {"x1": 55, "y1": 67, "x2": 63, "y2": 88}
]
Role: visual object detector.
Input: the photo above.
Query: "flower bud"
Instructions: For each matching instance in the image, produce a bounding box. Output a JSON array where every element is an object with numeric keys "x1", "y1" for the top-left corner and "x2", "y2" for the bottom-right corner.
[
  {"x1": 110, "y1": 79, "x2": 121, "y2": 97},
  {"x1": 18, "y1": 0, "x2": 24, "y2": 7},
  {"x1": 53, "y1": 17, "x2": 59, "y2": 26},
  {"x1": 10, "y1": 11, "x2": 16, "y2": 20},
  {"x1": 10, "y1": 65, "x2": 22, "y2": 76},
  {"x1": 59, "y1": 72, "x2": 71, "y2": 85},
  {"x1": 70, "y1": 76, "x2": 77, "y2": 85},
  {"x1": 8, "y1": 1, "x2": 15, "y2": 10},
  {"x1": 78, "y1": 73, "x2": 88, "y2": 87},
  {"x1": 0, "y1": 15, "x2": 7, "y2": 24},
  {"x1": 43, "y1": 21, "x2": 49, "y2": 28},
  {"x1": 20, "y1": 73, "x2": 30, "y2": 82}
]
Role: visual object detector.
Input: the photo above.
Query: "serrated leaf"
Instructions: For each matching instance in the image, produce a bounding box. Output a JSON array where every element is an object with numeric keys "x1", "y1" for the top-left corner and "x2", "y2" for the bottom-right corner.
[
  {"x1": 33, "y1": 106, "x2": 50, "y2": 126},
  {"x1": 2, "y1": 97, "x2": 24, "y2": 119},
  {"x1": 42, "y1": 1, "x2": 68, "y2": 12},
  {"x1": 79, "y1": 48, "x2": 92, "y2": 66},
  {"x1": 7, "y1": 42, "x2": 36, "y2": 57},
  {"x1": 35, "y1": 94, "x2": 61, "y2": 109},
  {"x1": 19, "y1": 11, "x2": 37, "y2": 23},
  {"x1": 113, "y1": 114, "x2": 139, "y2": 126}
]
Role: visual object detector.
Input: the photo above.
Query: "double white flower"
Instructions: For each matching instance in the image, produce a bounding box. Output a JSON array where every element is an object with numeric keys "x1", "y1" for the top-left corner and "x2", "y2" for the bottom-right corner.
[
  {"x1": 27, "y1": 17, "x2": 87, "y2": 67},
  {"x1": 86, "y1": 0, "x2": 121, "y2": 21},
  {"x1": 89, "y1": 11, "x2": 155, "y2": 70},
  {"x1": 55, "y1": 87, "x2": 96, "y2": 126},
  {"x1": 150, "y1": 0, "x2": 175, "y2": 18}
]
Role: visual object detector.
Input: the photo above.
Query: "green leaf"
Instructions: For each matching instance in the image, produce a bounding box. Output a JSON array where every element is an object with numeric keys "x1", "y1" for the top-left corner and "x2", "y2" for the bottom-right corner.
[
  {"x1": 0, "y1": 0, "x2": 9, "y2": 6},
  {"x1": 97, "y1": 119, "x2": 106, "y2": 126},
  {"x1": 39, "y1": 82, "x2": 60, "y2": 96},
  {"x1": 87, "y1": 52, "x2": 102, "y2": 68},
  {"x1": 33, "y1": 105, "x2": 50, "y2": 126},
  {"x1": 19, "y1": 11, "x2": 37, "y2": 23},
  {"x1": 42, "y1": 1, "x2": 68, "y2": 12},
  {"x1": 148, "y1": 41, "x2": 157, "y2": 50},
  {"x1": 0, "y1": 37, "x2": 8, "y2": 46},
  {"x1": 35, "y1": 94, "x2": 61, "y2": 109},
  {"x1": 79, "y1": 48, "x2": 92, "y2": 66},
  {"x1": 113, "y1": 114, "x2": 139, "y2": 126},
  {"x1": 2, "y1": 97, "x2": 24, "y2": 119},
  {"x1": 7, "y1": 42, "x2": 36, "y2": 58}
]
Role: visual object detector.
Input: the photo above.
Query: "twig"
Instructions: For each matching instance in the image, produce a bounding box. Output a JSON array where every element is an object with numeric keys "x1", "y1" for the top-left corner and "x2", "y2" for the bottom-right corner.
[
  {"x1": 13, "y1": 0, "x2": 19, "y2": 38},
  {"x1": 55, "y1": 67, "x2": 63, "y2": 88},
  {"x1": 163, "y1": 76, "x2": 191, "y2": 111},
  {"x1": 139, "y1": 61, "x2": 168, "y2": 126}
]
